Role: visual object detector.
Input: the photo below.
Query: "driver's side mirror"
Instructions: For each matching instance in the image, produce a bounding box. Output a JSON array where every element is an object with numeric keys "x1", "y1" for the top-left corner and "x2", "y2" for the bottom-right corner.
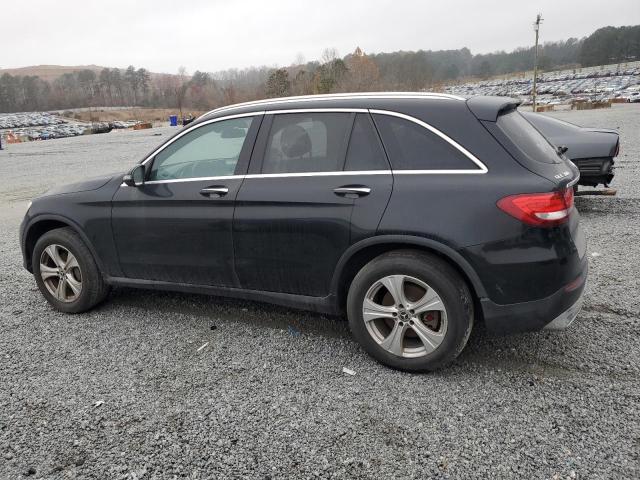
[{"x1": 123, "y1": 164, "x2": 145, "y2": 187}]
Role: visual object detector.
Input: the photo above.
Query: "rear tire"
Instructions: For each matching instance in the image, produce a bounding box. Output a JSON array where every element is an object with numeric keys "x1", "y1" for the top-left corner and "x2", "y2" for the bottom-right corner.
[
  {"x1": 32, "y1": 227, "x2": 109, "y2": 313},
  {"x1": 347, "y1": 250, "x2": 473, "y2": 372}
]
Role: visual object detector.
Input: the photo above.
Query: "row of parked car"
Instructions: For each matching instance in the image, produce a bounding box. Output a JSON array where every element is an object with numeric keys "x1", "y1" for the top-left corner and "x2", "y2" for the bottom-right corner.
[
  {"x1": 0, "y1": 112, "x2": 145, "y2": 142},
  {"x1": 445, "y1": 63, "x2": 640, "y2": 104},
  {"x1": 0, "y1": 112, "x2": 66, "y2": 130},
  {"x1": 0, "y1": 112, "x2": 92, "y2": 141}
]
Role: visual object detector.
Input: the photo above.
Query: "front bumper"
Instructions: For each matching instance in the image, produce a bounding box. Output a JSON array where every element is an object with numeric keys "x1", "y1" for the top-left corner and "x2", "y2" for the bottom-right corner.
[
  {"x1": 481, "y1": 258, "x2": 588, "y2": 335},
  {"x1": 19, "y1": 211, "x2": 30, "y2": 271}
]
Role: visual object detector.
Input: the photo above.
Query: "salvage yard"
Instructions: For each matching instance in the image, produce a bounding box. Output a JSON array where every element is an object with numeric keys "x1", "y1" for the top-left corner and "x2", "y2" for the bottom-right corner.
[{"x1": 0, "y1": 105, "x2": 638, "y2": 479}]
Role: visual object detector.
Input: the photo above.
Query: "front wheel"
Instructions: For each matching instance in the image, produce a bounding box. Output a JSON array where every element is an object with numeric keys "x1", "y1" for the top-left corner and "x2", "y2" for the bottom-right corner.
[
  {"x1": 347, "y1": 250, "x2": 474, "y2": 372},
  {"x1": 32, "y1": 227, "x2": 109, "y2": 313}
]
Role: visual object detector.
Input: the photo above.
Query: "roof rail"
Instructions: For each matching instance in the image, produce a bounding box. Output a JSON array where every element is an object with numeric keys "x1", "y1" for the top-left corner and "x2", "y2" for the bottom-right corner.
[{"x1": 199, "y1": 92, "x2": 465, "y2": 119}]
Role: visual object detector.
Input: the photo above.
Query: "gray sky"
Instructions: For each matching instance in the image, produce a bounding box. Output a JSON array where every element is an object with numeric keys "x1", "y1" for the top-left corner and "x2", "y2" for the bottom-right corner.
[{"x1": 4, "y1": 0, "x2": 640, "y2": 73}]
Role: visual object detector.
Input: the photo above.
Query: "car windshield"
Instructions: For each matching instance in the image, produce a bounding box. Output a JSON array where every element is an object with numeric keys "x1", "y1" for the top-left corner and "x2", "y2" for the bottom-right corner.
[{"x1": 497, "y1": 110, "x2": 561, "y2": 164}]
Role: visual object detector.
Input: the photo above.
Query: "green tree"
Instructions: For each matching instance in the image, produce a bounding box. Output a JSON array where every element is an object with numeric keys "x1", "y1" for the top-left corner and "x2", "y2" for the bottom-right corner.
[
  {"x1": 265, "y1": 68, "x2": 291, "y2": 98},
  {"x1": 579, "y1": 25, "x2": 640, "y2": 66},
  {"x1": 136, "y1": 68, "x2": 151, "y2": 104},
  {"x1": 124, "y1": 65, "x2": 140, "y2": 105},
  {"x1": 99, "y1": 68, "x2": 113, "y2": 105},
  {"x1": 0, "y1": 74, "x2": 19, "y2": 112},
  {"x1": 314, "y1": 59, "x2": 347, "y2": 94}
]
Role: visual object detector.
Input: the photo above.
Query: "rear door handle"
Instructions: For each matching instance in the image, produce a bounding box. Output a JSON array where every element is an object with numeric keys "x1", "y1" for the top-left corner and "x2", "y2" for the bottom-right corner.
[
  {"x1": 333, "y1": 186, "x2": 371, "y2": 198},
  {"x1": 199, "y1": 186, "x2": 229, "y2": 197}
]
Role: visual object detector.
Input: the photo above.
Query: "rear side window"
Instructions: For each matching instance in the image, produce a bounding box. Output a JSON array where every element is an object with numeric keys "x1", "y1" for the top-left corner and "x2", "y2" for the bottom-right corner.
[
  {"x1": 344, "y1": 114, "x2": 389, "y2": 171},
  {"x1": 262, "y1": 113, "x2": 351, "y2": 173},
  {"x1": 497, "y1": 111, "x2": 560, "y2": 164},
  {"x1": 372, "y1": 114, "x2": 479, "y2": 170}
]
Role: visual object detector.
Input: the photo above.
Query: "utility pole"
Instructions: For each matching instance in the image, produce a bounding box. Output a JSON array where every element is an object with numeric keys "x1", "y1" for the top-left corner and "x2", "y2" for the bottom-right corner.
[{"x1": 532, "y1": 13, "x2": 543, "y2": 112}]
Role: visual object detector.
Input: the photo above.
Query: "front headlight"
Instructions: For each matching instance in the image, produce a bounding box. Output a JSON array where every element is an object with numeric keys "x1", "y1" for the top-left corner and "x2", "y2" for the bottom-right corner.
[{"x1": 26, "y1": 200, "x2": 32, "y2": 212}]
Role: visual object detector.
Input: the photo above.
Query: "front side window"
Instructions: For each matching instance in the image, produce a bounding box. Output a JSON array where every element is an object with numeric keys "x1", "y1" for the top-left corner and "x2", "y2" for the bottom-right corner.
[
  {"x1": 372, "y1": 114, "x2": 479, "y2": 170},
  {"x1": 261, "y1": 113, "x2": 351, "y2": 174},
  {"x1": 149, "y1": 116, "x2": 254, "y2": 181}
]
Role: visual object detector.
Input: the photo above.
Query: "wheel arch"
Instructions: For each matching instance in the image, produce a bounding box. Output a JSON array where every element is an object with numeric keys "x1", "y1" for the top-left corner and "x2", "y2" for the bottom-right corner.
[
  {"x1": 330, "y1": 235, "x2": 487, "y2": 314},
  {"x1": 22, "y1": 214, "x2": 105, "y2": 274}
]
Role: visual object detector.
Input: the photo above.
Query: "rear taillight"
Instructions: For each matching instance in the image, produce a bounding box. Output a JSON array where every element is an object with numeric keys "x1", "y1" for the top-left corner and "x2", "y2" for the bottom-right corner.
[{"x1": 497, "y1": 188, "x2": 574, "y2": 227}]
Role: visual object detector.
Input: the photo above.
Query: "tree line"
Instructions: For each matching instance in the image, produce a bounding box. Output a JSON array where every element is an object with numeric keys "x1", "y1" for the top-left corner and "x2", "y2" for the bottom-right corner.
[{"x1": 0, "y1": 24, "x2": 638, "y2": 114}]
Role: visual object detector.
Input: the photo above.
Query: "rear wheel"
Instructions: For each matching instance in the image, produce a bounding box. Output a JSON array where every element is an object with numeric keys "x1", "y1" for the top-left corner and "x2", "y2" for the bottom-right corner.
[
  {"x1": 32, "y1": 227, "x2": 109, "y2": 313},
  {"x1": 347, "y1": 250, "x2": 473, "y2": 372}
]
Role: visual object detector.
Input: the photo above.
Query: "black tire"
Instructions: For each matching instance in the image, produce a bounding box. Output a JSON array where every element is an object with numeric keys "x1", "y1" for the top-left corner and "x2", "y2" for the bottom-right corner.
[
  {"x1": 347, "y1": 250, "x2": 473, "y2": 372},
  {"x1": 32, "y1": 227, "x2": 109, "y2": 313}
]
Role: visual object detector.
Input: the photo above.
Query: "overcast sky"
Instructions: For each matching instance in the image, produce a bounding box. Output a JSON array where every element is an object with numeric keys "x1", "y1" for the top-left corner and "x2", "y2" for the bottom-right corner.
[{"x1": 4, "y1": 0, "x2": 639, "y2": 73}]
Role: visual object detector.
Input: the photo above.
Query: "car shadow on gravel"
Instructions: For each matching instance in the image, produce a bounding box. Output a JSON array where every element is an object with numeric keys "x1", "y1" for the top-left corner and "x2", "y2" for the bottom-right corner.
[
  {"x1": 103, "y1": 287, "x2": 351, "y2": 340},
  {"x1": 101, "y1": 286, "x2": 572, "y2": 374}
]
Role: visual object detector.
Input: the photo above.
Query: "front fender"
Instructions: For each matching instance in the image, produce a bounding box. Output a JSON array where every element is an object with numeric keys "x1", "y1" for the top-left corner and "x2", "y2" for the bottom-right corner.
[{"x1": 21, "y1": 213, "x2": 108, "y2": 275}]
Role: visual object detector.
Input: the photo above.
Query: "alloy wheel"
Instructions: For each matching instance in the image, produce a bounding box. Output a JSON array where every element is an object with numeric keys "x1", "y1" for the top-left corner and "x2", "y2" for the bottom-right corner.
[
  {"x1": 39, "y1": 244, "x2": 83, "y2": 303},
  {"x1": 362, "y1": 275, "x2": 448, "y2": 358}
]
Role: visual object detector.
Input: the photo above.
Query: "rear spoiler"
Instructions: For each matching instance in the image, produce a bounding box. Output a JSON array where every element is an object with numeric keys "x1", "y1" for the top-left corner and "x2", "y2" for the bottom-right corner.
[{"x1": 466, "y1": 96, "x2": 521, "y2": 122}]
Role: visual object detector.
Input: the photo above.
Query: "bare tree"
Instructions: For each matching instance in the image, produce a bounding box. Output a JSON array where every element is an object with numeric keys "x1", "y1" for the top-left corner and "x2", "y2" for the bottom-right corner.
[
  {"x1": 290, "y1": 69, "x2": 314, "y2": 96},
  {"x1": 99, "y1": 69, "x2": 113, "y2": 106},
  {"x1": 293, "y1": 53, "x2": 306, "y2": 66},
  {"x1": 110, "y1": 69, "x2": 125, "y2": 105},
  {"x1": 174, "y1": 66, "x2": 189, "y2": 119},
  {"x1": 321, "y1": 47, "x2": 339, "y2": 64}
]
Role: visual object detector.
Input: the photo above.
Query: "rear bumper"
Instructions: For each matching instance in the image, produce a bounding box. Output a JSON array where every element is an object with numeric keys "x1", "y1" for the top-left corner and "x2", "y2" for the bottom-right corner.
[
  {"x1": 543, "y1": 295, "x2": 583, "y2": 330},
  {"x1": 573, "y1": 157, "x2": 615, "y2": 187},
  {"x1": 481, "y1": 258, "x2": 587, "y2": 334}
]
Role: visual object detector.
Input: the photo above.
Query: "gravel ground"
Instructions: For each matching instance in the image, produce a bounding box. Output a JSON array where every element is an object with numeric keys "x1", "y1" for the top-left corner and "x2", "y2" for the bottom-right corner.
[{"x1": 0, "y1": 106, "x2": 638, "y2": 479}]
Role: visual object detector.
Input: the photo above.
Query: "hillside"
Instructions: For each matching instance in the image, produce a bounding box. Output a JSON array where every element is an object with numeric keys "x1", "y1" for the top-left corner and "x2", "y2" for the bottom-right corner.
[{"x1": 0, "y1": 64, "x2": 107, "y2": 82}]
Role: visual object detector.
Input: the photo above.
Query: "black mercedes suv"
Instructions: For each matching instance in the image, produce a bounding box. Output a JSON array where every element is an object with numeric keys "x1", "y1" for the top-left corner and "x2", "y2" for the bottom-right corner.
[{"x1": 20, "y1": 93, "x2": 587, "y2": 371}]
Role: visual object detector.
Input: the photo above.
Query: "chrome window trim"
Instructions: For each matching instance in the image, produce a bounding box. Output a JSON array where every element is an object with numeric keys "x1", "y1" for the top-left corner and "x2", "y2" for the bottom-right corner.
[
  {"x1": 121, "y1": 168, "x2": 485, "y2": 187},
  {"x1": 143, "y1": 174, "x2": 246, "y2": 185},
  {"x1": 120, "y1": 106, "x2": 488, "y2": 187},
  {"x1": 265, "y1": 108, "x2": 369, "y2": 114},
  {"x1": 138, "y1": 170, "x2": 391, "y2": 185},
  {"x1": 200, "y1": 92, "x2": 465, "y2": 118},
  {"x1": 370, "y1": 109, "x2": 488, "y2": 174},
  {"x1": 244, "y1": 170, "x2": 390, "y2": 179}
]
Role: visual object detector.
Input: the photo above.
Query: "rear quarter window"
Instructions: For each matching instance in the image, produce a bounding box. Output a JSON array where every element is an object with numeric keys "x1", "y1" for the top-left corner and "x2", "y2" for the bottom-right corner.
[
  {"x1": 496, "y1": 111, "x2": 561, "y2": 164},
  {"x1": 344, "y1": 113, "x2": 389, "y2": 171},
  {"x1": 372, "y1": 113, "x2": 480, "y2": 171}
]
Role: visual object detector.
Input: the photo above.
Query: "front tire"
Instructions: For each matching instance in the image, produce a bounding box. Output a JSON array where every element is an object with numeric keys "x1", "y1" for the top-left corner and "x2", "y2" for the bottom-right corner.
[
  {"x1": 347, "y1": 250, "x2": 473, "y2": 372},
  {"x1": 32, "y1": 227, "x2": 109, "y2": 313}
]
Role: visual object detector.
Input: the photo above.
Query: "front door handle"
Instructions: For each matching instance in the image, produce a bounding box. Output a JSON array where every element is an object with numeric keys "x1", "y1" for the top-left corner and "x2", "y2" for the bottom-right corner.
[
  {"x1": 333, "y1": 186, "x2": 371, "y2": 198},
  {"x1": 199, "y1": 186, "x2": 229, "y2": 197}
]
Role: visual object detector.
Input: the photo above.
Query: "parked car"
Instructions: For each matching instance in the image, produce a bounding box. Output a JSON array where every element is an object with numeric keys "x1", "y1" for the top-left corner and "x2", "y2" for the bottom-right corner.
[
  {"x1": 627, "y1": 91, "x2": 640, "y2": 103},
  {"x1": 20, "y1": 93, "x2": 587, "y2": 372},
  {"x1": 522, "y1": 112, "x2": 619, "y2": 188}
]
